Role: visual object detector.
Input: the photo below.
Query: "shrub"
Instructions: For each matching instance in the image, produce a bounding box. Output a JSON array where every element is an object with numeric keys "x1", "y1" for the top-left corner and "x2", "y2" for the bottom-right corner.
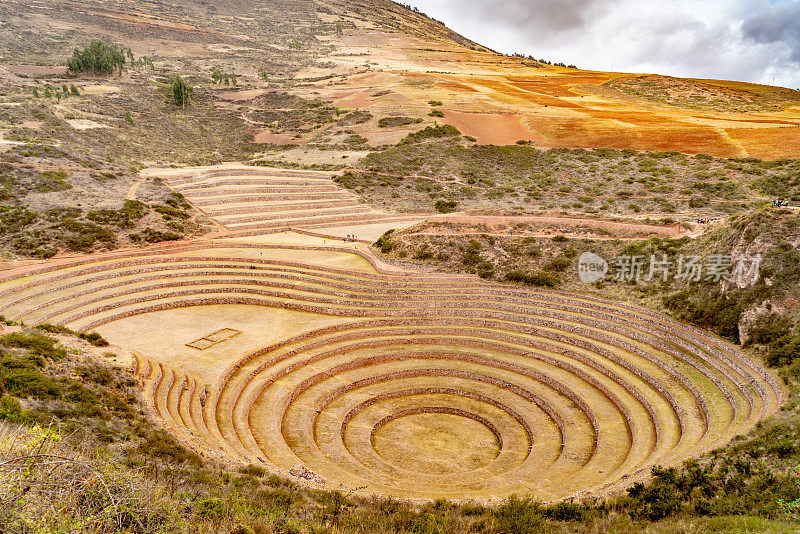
[
  {"x1": 401, "y1": 124, "x2": 461, "y2": 143},
  {"x1": 747, "y1": 314, "x2": 793, "y2": 345},
  {"x1": 11, "y1": 231, "x2": 57, "y2": 259},
  {"x1": 43, "y1": 207, "x2": 81, "y2": 222},
  {"x1": 87, "y1": 200, "x2": 148, "y2": 229},
  {"x1": 543, "y1": 256, "x2": 571, "y2": 272},
  {"x1": 334, "y1": 171, "x2": 361, "y2": 189},
  {"x1": 75, "y1": 364, "x2": 113, "y2": 386},
  {"x1": 153, "y1": 203, "x2": 189, "y2": 220},
  {"x1": 434, "y1": 199, "x2": 458, "y2": 213},
  {"x1": 544, "y1": 501, "x2": 586, "y2": 522},
  {"x1": 461, "y1": 240, "x2": 482, "y2": 266},
  {"x1": 0, "y1": 395, "x2": 27, "y2": 423},
  {"x1": 429, "y1": 109, "x2": 445, "y2": 118},
  {"x1": 413, "y1": 244, "x2": 434, "y2": 260},
  {"x1": 343, "y1": 134, "x2": 367, "y2": 146},
  {"x1": 81, "y1": 332, "x2": 109, "y2": 347},
  {"x1": 477, "y1": 261, "x2": 495, "y2": 279},
  {"x1": 0, "y1": 206, "x2": 37, "y2": 234},
  {"x1": 375, "y1": 230, "x2": 395, "y2": 254},
  {"x1": 377, "y1": 116, "x2": 423, "y2": 128},
  {"x1": 493, "y1": 495, "x2": 548, "y2": 534},
  {"x1": 504, "y1": 270, "x2": 559, "y2": 288},
  {"x1": 338, "y1": 110, "x2": 372, "y2": 126},
  {"x1": 138, "y1": 429, "x2": 201, "y2": 465},
  {"x1": 627, "y1": 467, "x2": 686, "y2": 521},
  {"x1": 59, "y1": 219, "x2": 116, "y2": 252},
  {"x1": 35, "y1": 170, "x2": 72, "y2": 193},
  {"x1": 0, "y1": 173, "x2": 15, "y2": 202},
  {"x1": 1, "y1": 332, "x2": 66, "y2": 360},
  {"x1": 136, "y1": 228, "x2": 181, "y2": 244},
  {"x1": 240, "y1": 465, "x2": 266, "y2": 477},
  {"x1": 765, "y1": 334, "x2": 800, "y2": 367},
  {"x1": 663, "y1": 288, "x2": 744, "y2": 342},
  {"x1": 1, "y1": 368, "x2": 60, "y2": 398},
  {"x1": 66, "y1": 40, "x2": 125, "y2": 75}
]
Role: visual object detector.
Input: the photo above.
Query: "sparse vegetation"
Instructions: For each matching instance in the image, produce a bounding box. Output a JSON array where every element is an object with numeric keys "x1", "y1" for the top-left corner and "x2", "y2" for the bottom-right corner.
[
  {"x1": 378, "y1": 116, "x2": 423, "y2": 128},
  {"x1": 346, "y1": 141, "x2": 761, "y2": 216},
  {"x1": 35, "y1": 170, "x2": 72, "y2": 193}
]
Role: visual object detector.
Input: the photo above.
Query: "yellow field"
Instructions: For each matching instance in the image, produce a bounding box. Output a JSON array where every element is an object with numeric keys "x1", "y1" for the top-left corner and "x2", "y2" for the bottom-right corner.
[{"x1": 304, "y1": 33, "x2": 800, "y2": 159}]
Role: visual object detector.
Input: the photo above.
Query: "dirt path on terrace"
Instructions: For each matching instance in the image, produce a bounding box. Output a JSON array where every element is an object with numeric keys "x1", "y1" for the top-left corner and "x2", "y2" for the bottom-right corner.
[
  {"x1": 426, "y1": 214, "x2": 694, "y2": 238},
  {"x1": 409, "y1": 231, "x2": 660, "y2": 241}
]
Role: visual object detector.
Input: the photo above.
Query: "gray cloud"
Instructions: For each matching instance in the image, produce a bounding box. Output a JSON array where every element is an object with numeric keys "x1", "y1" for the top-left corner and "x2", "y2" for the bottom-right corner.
[
  {"x1": 408, "y1": 0, "x2": 800, "y2": 88},
  {"x1": 742, "y1": 2, "x2": 800, "y2": 62},
  {"x1": 459, "y1": 0, "x2": 620, "y2": 36}
]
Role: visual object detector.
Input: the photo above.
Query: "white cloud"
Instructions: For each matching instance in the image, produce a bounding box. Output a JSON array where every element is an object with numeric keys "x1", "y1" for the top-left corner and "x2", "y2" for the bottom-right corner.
[{"x1": 407, "y1": 0, "x2": 800, "y2": 88}]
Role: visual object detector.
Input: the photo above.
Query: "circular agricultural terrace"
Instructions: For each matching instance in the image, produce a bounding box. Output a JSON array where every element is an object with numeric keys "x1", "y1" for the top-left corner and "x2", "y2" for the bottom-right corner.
[{"x1": 0, "y1": 240, "x2": 781, "y2": 501}]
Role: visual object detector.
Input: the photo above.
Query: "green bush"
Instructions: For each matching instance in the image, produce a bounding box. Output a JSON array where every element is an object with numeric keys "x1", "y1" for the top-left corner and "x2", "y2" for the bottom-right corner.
[
  {"x1": 504, "y1": 270, "x2": 559, "y2": 288},
  {"x1": 1, "y1": 368, "x2": 60, "y2": 398},
  {"x1": 689, "y1": 195, "x2": 710, "y2": 208},
  {"x1": 747, "y1": 314, "x2": 793, "y2": 345},
  {"x1": 11, "y1": 231, "x2": 57, "y2": 259},
  {"x1": 434, "y1": 199, "x2": 458, "y2": 213},
  {"x1": 413, "y1": 244, "x2": 434, "y2": 260},
  {"x1": 87, "y1": 200, "x2": 148, "y2": 229},
  {"x1": 374, "y1": 230, "x2": 396, "y2": 254},
  {"x1": 43, "y1": 207, "x2": 81, "y2": 222},
  {"x1": 493, "y1": 495, "x2": 549, "y2": 533},
  {"x1": 81, "y1": 332, "x2": 109, "y2": 347},
  {"x1": 138, "y1": 429, "x2": 201, "y2": 465},
  {"x1": 1, "y1": 332, "x2": 66, "y2": 360},
  {"x1": 377, "y1": 116, "x2": 423, "y2": 128},
  {"x1": 133, "y1": 228, "x2": 181, "y2": 244},
  {"x1": 0, "y1": 174, "x2": 16, "y2": 202},
  {"x1": 765, "y1": 334, "x2": 800, "y2": 367},
  {"x1": 401, "y1": 124, "x2": 461, "y2": 143},
  {"x1": 0, "y1": 395, "x2": 27, "y2": 423},
  {"x1": 477, "y1": 261, "x2": 495, "y2": 279},
  {"x1": 543, "y1": 501, "x2": 586, "y2": 522},
  {"x1": 543, "y1": 256, "x2": 571, "y2": 272},
  {"x1": 0, "y1": 206, "x2": 37, "y2": 234},
  {"x1": 59, "y1": 218, "x2": 116, "y2": 252},
  {"x1": 429, "y1": 109, "x2": 445, "y2": 118},
  {"x1": 664, "y1": 288, "x2": 744, "y2": 342},
  {"x1": 35, "y1": 170, "x2": 72, "y2": 193},
  {"x1": 66, "y1": 40, "x2": 125, "y2": 75},
  {"x1": 461, "y1": 239, "x2": 482, "y2": 266}
]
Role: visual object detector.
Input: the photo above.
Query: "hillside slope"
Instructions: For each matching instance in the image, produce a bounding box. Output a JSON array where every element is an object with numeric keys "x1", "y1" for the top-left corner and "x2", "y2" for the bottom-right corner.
[{"x1": 1, "y1": 0, "x2": 798, "y2": 159}]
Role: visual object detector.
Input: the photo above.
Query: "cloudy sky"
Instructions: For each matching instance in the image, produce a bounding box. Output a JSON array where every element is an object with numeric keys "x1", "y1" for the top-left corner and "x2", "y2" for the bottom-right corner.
[{"x1": 406, "y1": 0, "x2": 800, "y2": 89}]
